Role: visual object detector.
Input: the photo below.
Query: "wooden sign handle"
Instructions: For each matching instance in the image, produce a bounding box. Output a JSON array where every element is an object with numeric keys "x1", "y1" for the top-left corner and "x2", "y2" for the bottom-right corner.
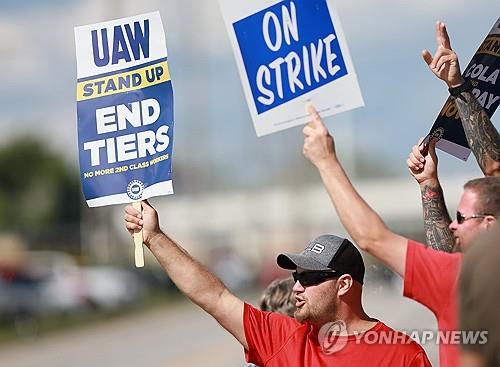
[{"x1": 132, "y1": 201, "x2": 145, "y2": 268}]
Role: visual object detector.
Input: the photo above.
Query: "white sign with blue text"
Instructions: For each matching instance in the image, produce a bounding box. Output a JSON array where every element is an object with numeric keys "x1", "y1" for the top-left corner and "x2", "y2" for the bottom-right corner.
[
  {"x1": 75, "y1": 12, "x2": 174, "y2": 207},
  {"x1": 219, "y1": 0, "x2": 364, "y2": 136}
]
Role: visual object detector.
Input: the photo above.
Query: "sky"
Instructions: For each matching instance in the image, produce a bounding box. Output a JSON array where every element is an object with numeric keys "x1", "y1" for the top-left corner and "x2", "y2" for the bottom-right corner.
[{"x1": 0, "y1": 0, "x2": 498, "y2": 192}]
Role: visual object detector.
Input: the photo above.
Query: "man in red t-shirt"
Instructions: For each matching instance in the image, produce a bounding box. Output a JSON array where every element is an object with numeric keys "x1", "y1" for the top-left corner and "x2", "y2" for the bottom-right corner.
[
  {"x1": 245, "y1": 234, "x2": 430, "y2": 366},
  {"x1": 406, "y1": 21, "x2": 500, "y2": 255},
  {"x1": 124, "y1": 205, "x2": 431, "y2": 366},
  {"x1": 302, "y1": 105, "x2": 500, "y2": 367}
]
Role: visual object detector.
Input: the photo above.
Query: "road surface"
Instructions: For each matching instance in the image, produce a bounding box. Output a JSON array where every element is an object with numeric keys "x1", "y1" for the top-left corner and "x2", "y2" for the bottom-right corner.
[{"x1": 0, "y1": 280, "x2": 439, "y2": 366}]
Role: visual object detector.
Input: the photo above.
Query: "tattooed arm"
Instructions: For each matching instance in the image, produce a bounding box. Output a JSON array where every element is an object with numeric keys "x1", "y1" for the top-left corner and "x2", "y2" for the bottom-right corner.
[
  {"x1": 407, "y1": 139, "x2": 455, "y2": 252},
  {"x1": 422, "y1": 21, "x2": 500, "y2": 176},
  {"x1": 420, "y1": 181, "x2": 454, "y2": 252},
  {"x1": 455, "y1": 93, "x2": 500, "y2": 177}
]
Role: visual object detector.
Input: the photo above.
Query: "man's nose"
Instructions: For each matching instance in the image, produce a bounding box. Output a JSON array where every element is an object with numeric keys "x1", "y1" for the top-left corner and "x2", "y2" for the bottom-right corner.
[{"x1": 293, "y1": 280, "x2": 304, "y2": 292}]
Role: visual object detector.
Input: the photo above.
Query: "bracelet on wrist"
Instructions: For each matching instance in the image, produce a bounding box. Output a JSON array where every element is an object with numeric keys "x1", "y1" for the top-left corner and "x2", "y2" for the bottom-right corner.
[{"x1": 448, "y1": 79, "x2": 473, "y2": 98}]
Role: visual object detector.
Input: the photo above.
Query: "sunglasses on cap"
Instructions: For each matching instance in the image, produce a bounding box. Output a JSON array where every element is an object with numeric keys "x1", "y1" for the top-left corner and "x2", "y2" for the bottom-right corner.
[
  {"x1": 456, "y1": 211, "x2": 492, "y2": 224},
  {"x1": 292, "y1": 271, "x2": 342, "y2": 287}
]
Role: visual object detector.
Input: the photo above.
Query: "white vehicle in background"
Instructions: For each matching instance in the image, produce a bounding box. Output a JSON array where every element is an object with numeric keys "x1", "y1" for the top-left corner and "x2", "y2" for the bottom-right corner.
[
  {"x1": 27, "y1": 251, "x2": 146, "y2": 311},
  {"x1": 26, "y1": 251, "x2": 87, "y2": 313},
  {"x1": 81, "y1": 266, "x2": 145, "y2": 310},
  {"x1": 3, "y1": 251, "x2": 146, "y2": 315}
]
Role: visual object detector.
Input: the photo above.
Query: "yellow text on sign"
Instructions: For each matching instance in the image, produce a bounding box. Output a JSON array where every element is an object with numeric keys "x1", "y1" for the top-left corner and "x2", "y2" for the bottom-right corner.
[{"x1": 77, "y1": 61, "x2": 170, "y2": 101}]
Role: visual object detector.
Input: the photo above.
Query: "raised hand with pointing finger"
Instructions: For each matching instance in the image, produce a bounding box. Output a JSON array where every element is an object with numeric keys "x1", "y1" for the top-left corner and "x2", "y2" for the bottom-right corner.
[
  {"x1": 302, "y1": 104, "x2": 336, "y2": 169},
  {"x1": 422, "y1": 21, "x2": 464, "y2": 88},
  {"x1": 421, "y1": 21, "x2": 500, "y2": 177}
]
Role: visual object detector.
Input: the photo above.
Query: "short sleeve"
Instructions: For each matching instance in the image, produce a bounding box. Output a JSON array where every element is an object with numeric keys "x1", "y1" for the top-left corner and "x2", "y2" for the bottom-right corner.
[
  {"x1": 404, "y1": 240, "x2": 462, "y2": 315},
  {"x1": 408, "y1": 351, "x2": 432, "y2": 367},
  {"x1": 243, "y1": 303, "x2": 299, "y2": 365}
]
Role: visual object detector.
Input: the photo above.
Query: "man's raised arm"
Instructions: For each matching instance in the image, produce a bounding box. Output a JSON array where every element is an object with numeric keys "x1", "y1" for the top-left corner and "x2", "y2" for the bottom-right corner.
[
  {"x1": 455, "y1": 94, "x2": 500, "y2": 177},
  {"x1": 124, "y1": 201, "x2": 247, "y2": 349},
  {"x1": 302, "y1": 105, "x2": 408, "y2": 276},
  {"x1": 422, "y1": 21, "x2": 500, "y2": 176},
  {"x1": 406, "y1": 138, "x2": 454, "y2": 252}
]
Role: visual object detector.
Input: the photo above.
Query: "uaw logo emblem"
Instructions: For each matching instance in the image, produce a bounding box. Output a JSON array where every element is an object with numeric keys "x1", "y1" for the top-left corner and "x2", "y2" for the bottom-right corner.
[
  {"x1": 431, "y1": 127, "x2": 444, "y2": 141},
  {"x1": 127, "y1": 180, "x2": 145, "y2": 200}
]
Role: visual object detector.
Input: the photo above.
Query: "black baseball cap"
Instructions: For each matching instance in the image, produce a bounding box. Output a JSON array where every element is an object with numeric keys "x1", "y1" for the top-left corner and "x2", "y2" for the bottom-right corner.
[{"x1": 277, "y1": 234, "x2": 365, "y2": 284}]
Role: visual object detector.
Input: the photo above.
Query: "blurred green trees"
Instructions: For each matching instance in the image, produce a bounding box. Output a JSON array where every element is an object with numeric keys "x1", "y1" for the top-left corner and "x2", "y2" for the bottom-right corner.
[{"x1": 0, "y1": 138, "x2": 80, "y2": 231}]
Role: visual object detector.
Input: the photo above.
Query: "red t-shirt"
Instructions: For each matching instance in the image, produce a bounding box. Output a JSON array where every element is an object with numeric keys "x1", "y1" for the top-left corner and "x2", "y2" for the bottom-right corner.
[
  {"x1": 404, "y1": 240, "x2": 463, "y2": 367},
  {"x1": 243, "y1": 303, "x2": 431, "y2": 367}
]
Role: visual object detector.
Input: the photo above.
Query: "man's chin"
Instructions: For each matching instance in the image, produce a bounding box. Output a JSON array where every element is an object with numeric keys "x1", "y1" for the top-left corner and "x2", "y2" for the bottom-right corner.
[{"x1": 294, "y1": 309, "x2": 307, "y2": 323}]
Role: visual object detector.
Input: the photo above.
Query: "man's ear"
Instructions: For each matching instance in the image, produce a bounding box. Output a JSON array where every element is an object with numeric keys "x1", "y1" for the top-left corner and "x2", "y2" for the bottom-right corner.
[
  {"x1": 336, "y1": 274, "x2": 353, "y2": 296},
  {"x1": 485, "y1": 215, "x2": 497, "y2": 229}
]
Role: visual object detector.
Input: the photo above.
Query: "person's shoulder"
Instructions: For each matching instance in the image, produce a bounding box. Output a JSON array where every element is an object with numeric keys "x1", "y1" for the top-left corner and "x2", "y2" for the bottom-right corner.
[
  {"x1": 377, "y1": 322, "x2": 426, "y2": 353},
  {"x1": 245, "y1": 303, "x2": 301, "y2": 327},
  {"x1": 264, "y1": 310, "x2": 301, "y2": 327},
  {"x1": 407, "y1": 239, "x2": 462, "y2": 261}
]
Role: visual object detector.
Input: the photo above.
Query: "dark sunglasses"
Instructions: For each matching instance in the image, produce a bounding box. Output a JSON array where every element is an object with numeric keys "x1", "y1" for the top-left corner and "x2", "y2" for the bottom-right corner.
[
  {"x1": 292, "y1": 271, "x2": 341, "y2": 287},
  {"x1": 456, "y1": 211, "x2": 491, "y2": 224}
]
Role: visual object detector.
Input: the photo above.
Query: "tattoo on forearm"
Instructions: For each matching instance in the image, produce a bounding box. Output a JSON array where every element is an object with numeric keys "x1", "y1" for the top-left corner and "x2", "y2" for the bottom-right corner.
[
  {"x1": 420, "y1": 184, "x2": 454, "y2": 252},
  {"x1": 455, "y1": 93, "x2": 500, "y2": 175}
]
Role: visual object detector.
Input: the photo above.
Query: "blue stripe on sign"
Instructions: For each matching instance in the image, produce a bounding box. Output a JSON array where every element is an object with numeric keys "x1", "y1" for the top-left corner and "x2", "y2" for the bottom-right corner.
[{"x1": 233, "y1": 0, "x2": 348, "y2": 114}]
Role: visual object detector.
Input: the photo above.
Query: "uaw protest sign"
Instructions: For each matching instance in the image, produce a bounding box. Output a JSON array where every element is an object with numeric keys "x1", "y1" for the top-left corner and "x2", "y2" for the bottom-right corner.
[
  {"x1": 427, "y1": 17, "x2": 500, "y2": 161},
  {"x1": 219, "y1": 0, "x2": 364, "y2": 136},
  {"x1": 75, "y1": 12, "x2": 174, "y2": 207}
]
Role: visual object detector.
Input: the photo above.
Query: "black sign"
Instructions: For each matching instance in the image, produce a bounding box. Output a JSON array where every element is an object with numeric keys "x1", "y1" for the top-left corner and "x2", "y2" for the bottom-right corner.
[{"x1": 427, "y1": 17, "x2": 500, "y2": 161}]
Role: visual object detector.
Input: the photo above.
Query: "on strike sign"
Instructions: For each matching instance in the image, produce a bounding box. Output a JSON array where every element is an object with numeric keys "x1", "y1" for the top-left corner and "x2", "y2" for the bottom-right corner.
[
  {"x1": 75, "y1": 12, "x2": 174, "y2": 207},
  {"x1": 219, "y1": 0, "x2": 364, "y2": 136}
]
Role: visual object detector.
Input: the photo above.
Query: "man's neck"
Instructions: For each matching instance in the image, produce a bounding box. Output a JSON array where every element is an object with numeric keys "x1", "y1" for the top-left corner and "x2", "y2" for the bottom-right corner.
[{"x1": 336, "y1": 304, "x2": 378, "y2": 335}]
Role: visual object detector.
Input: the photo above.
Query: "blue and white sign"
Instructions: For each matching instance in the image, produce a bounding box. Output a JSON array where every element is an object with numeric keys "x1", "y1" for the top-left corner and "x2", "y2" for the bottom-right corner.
[
  {"x1": 75, "y1": 12, "x2": 174, "y2": 207},
  {"x1": 219, "y1": 0, "x2": 364, "y2": 136}
]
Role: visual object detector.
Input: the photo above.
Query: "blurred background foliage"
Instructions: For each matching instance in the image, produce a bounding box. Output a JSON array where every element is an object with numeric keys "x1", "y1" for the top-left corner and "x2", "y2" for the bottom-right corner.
[{"x1": 0, "y1": 138, "x2": 80, "y2": 231}]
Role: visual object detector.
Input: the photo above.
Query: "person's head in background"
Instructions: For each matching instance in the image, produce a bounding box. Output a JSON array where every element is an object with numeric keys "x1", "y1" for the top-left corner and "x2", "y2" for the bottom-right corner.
[
  {"x1": 259, "y1": 277, "x2": 296, "y2": 317},
  {"x1": 460, "y1": 224, "x2": 500, "y2": 367},
  {"x1": 450, "y1": 177, "x2": 500, "y2": 251}
]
